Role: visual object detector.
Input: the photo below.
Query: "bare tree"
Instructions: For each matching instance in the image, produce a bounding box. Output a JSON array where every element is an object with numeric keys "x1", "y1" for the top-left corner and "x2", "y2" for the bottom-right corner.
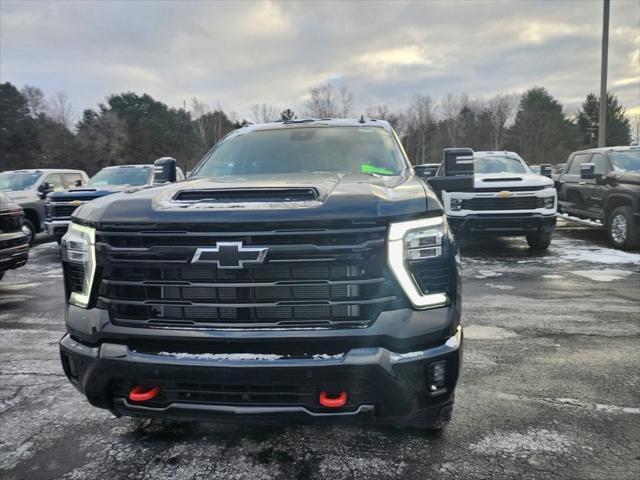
[
  {"x1": 48, "y1": 92, "x2": 76, "y2": 128},
  {"x1": 251, "y1": 103, "x2": 279, "y2": 123},
  {"x1": 21, "y1": 85, "x2": 48, "y2": 117},
  {"x1": 404, "y1": 95, "x2": 436, "y2": 164},
  {"x1": 631, "y1": 113, "x2": 640, "y2": 145},
  {"x1": 365, "y1": 105, "x2": 403, "y2": 134},
  {"x1": 305, "y1": 83, "x2": 354, "y2": 118},
  {"x1": 484, "y1": 94, "x2": 519, "y2": 149}
]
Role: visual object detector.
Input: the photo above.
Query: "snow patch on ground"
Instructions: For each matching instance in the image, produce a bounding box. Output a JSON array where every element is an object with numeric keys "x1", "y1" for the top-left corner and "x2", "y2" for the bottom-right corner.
[
  {"x1": 550, "y1": 398, "x2": 640, "y2": 414},
  {"x1": 542, "y1": 274, "x2": 564, "y2": 279},
  {"x1": 570, "y1": 269, "x2": 633, "y2": 282},
  {"x1": 475, "y1": 270, "x2": 502, "y2": 278},
  {"x1": 464, "y1": 324, "x2": 517, "y2": 340},
  {"x1": 470, "y1": 428, "x2": 574, "y2": 457},
  {"x1": 553, "y1": 239, "x2": 640, "y2": 265},
  {"x1": 485, "y1": 283, "x2": 515, "y2": 290}
]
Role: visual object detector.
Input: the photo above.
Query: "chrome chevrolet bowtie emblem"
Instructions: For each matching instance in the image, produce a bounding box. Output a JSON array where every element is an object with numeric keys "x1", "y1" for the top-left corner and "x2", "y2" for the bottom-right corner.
[{"x1": 191, "y1": 242, "x2": 269, "y2": 269}]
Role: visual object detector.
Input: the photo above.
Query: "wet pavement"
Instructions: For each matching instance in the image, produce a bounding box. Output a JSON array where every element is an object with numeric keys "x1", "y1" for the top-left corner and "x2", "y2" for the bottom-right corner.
[{"x1": 1, "y1": 223, "x2": 639, "y2": 479}]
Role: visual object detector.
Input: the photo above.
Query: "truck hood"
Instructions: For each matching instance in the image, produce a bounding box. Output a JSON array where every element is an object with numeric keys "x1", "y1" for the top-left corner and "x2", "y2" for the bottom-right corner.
[
  {"x1": 3, "y1": 190, "x2": 39, "y2": 205},
  {"x1": 47, "y1": 186, "x2": 130, "y2": 202},
  {"x1": 609, "y1": 171, "x2": 640, "y2": 186},
  {"x1": 474, "y1": 172, "x2": 554, "y2": 189},
  {"x1": 73, "y1": 173, "x2": 441, "y2": 229}
]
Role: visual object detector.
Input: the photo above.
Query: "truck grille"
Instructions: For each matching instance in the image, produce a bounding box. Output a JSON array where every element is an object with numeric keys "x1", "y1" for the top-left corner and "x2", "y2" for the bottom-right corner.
[
  {"x1": 95, "y1": 225, "x2": 404, "y2": 329},
  {"x1": 47, "y1": 203, "x2": 83, "y2": 218},
  {"x1": 461, "y1": 197, "x2": 543, "y2": 211}
]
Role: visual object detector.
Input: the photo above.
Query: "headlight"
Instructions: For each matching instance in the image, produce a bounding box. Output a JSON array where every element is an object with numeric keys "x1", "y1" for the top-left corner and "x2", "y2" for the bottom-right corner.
[
  {"x1": 388, "y1": 216, "x2": 449, "y2": 309},
  {"x1": 61, "y1": 223, "x2": 96, "y2": 308},
  {"x1": 450, "y1": 198, "x2": 463, "y2": 211},
  {"x1": 544, "y1": 196, "x2": 555, "y2": 209}
]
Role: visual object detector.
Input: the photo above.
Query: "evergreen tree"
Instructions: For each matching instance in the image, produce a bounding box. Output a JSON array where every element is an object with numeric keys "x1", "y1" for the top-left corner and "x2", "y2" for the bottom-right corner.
[
  {"x1": 506, "y1": 87, "x2": 579, "y2": 164},
  {"x1": 576, "y1": 92, "x2": 631, "y2": 147},
  {"x1": 0, "y1": 82, "x2": 39, "y2": 169}
]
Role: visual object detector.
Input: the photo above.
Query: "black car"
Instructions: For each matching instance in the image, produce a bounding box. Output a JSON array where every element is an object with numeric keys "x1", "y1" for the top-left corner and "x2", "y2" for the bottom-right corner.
[
  {"x1": 0, "y1": 191, "x2": 29, "y2": 281},
  {"x1": 58, "y1": 118, "x2": 462, "y2": 429},
  {"x1": 555, "y1": 146, "x2": 639, "y2": 249}
]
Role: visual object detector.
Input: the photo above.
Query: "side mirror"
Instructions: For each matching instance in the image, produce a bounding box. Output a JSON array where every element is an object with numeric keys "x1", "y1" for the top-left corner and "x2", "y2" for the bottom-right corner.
[
  {"x1": 37, "y1": 182, "x2": 53, "y2": 199},
  {"x1": 74, "y1": 179, "x2": 83, "y2": 187},
  {"x1": 580, "y1": 163, "x2": 595, "y2": 179},
  {"x1": 414, "y1": 166, "x2": 437, "y2": 179},
  {"x1": 153, "y1": 157, "x2": 177, "y2": 184},
  {"x1": 540, "y1": 164, "x2": 552, "y2": 178}
]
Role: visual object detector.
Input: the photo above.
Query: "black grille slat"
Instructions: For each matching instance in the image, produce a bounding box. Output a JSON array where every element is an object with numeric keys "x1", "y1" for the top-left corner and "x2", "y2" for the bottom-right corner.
[
  {"x1": 96, "y1": 225, "x2": 402, "y2": 329},
  {"x1": 461, "y1": 197, "x2": 544, "y2": 211},
  {"x1": 49, "y1": 204, "x2": 82, "y2": 218}
]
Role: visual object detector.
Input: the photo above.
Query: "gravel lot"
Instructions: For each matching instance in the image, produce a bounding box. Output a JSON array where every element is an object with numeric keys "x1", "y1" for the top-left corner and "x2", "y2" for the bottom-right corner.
[{"x1": 1, "y1": 222, "x2": 639, "y2": 480}]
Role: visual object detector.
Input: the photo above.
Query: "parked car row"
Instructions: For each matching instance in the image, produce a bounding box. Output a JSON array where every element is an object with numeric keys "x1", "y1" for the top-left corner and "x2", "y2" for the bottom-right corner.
[
  {"x1": 0, "y1": 157, "x2": 184, "y2": 280},
  {"x1": 0, "y1": 191, "x2": 30, "y2": 281}
]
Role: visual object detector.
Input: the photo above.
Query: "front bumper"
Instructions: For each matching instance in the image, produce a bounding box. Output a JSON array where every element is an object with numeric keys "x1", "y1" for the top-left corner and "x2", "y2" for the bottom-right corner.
[
  {"x1": 447, "y1": 213, "x2": 557, "y2": 236},
  {"x1": 60, "y1": 326, "x2": 462, "y2": 426},
  {"x1": 0, "y1": 231, "x2": 29, "y2": 273},
  {"x1": 44, "y1": 219, "x2": 71, "y2": 240}
]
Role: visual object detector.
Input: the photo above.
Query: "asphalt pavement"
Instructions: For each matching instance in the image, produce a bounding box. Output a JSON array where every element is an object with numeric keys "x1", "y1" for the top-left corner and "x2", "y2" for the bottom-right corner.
[{"x1": 1, "y1": 222, "x2": 639, "y2": 479}]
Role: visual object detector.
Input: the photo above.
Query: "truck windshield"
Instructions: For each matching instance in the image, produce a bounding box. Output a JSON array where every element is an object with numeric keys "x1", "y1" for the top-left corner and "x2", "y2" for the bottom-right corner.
[
  {"x1": 192, "y1": 126, "x2": 405, "y2": 177},
  {"x1": 87, "y1": 168, "x2": 151, "y2": 187},
  {"x1": 609, "y1": 151, "x2": 640, "y2": 172},
  {"x1": 474, "y1": 156, "x2": 528, "y2": 174},
  {"x1": 0, "y1": 172, "x2": 42, "y2": 191},
  {"x1": 0, "y1": 172, "x2": 42, "y2": 190}
]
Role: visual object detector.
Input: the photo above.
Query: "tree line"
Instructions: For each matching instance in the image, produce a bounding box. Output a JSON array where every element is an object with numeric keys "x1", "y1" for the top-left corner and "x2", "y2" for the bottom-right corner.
[{"x1": 0, "y1": 81, "x2": 634, "y2": 175}]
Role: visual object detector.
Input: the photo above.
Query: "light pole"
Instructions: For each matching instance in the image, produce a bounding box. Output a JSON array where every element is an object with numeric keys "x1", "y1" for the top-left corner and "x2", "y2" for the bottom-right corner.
[{"x1": 598, "y1": 0, "x2": 610, "y2": 148}]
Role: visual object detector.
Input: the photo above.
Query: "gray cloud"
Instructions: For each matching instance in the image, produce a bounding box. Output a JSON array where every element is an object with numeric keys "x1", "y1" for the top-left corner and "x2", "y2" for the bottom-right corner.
[{"x1": 1, "y1": 0, "x2": 638, "y2": 119}]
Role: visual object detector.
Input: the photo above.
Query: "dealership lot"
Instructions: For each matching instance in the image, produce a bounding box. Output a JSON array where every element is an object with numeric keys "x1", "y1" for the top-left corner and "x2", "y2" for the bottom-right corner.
[{"x1": 0, "y1": 223, "x2": 638, "y2": 480}]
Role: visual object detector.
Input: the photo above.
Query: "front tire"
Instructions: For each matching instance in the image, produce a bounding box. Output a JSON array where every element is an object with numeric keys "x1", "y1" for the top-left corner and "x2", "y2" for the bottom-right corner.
[
  {"x1": 22, "y1": 219, "x2": 36, "y2": 246},
  {"x1": 607, "y1": 206, "x2": 640, "y2": 250},
  {"x1": 526, "y1": 232, "x2": 552, "y2": 250}
]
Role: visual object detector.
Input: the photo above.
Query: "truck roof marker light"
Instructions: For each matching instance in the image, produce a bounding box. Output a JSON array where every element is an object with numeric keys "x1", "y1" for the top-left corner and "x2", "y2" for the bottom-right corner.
[
  {"x1": 129, "y1": 386, "x2": 161, "y2": 402},
  {"x1": 319, "y1": 390, "x2": 348, "y2": 408}
]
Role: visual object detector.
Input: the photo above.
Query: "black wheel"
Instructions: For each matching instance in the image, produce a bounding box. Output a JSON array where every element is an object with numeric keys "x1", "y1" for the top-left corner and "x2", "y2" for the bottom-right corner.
[
  {"x1": 526, "y1": 232, "x2": 552, "y2": 250},
  {"x1": 607, "y1": 206, "x2": 640, "y2": 250},
  {"x1": 22, "y1": 219, "x2": 36, "y2": 246}
]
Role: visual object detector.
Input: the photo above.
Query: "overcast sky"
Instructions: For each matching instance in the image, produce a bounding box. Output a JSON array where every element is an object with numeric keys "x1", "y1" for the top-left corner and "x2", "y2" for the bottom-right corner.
[{"x1": 1, "y1": 0, "x2": 638, "y2": 121}]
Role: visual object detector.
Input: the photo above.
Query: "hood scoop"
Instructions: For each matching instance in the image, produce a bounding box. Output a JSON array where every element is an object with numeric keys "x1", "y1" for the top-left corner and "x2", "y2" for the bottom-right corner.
[
  {"x1": 481, "y1": 177, "x2": 523, "y2": 182},
  {"x1": 70, "y1": 188, "x2": 98, "y2": 192},
  {"x1": 173, "y1": 187, "x2": 319, "y2": 203}
]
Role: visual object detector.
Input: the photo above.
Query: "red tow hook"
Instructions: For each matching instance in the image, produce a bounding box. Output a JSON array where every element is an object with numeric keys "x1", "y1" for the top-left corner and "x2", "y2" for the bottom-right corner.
[
  {"x1": 319, "y1": 390, "x2": 348, "y2": 408},
  {"x1": 129, "y1": 385, "x2": 161, "y2": 402}
]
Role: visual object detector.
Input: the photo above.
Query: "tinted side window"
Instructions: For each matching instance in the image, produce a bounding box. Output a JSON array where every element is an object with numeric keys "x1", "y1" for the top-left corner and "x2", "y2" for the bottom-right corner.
[
  {"x1": 44, "y1": 174, "x2": 64, "y2": 191},
  {"x1": 591, "y1": 154, "x2": 609, "y2": 175},
  {"x1": 62, "y1": 173, "x2": 83, "y2": 189},
  {"x1": 568, "y1": 154, "x2": 591, "y2": 174}
]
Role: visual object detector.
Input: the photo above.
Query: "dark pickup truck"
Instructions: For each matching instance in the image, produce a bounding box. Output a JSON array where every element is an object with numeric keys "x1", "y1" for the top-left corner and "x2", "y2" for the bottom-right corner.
[
  {"x1": 45, "y1": 159, "x2": 184, "y2": 243},
  {"x1": 58, "y1": 118, "x2": 462, "y2": 429},
  {"x1": 555, "y1": 146, "x2": 639, "y2": 250},
  {"x1": 0, "y1": 191, "x2": 29, "y2": 281}
]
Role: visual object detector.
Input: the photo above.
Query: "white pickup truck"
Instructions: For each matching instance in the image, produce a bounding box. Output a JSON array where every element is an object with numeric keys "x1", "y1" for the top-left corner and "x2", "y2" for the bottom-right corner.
[{"x1": 427, "y1": 150, "x2": 557, "y2": 250}]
